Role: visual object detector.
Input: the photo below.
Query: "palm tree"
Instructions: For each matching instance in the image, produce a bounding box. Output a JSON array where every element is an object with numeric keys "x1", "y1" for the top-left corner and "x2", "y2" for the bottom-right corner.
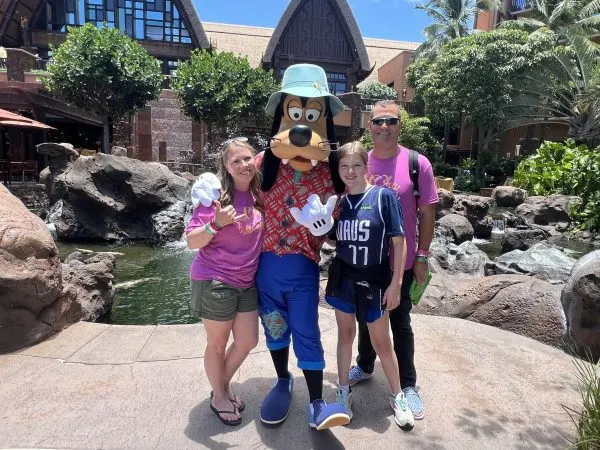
[
  {"x1": 413, "y1": 0, "x2": 502, "y2": 159},
  {"x1": 503, "y1": 45, "x2": 600, "y2": 148},
  {"x1": 415, "y1": 0, "x2": 502, "y2": 60},
  {"x1": 499, "y1": 0, "x2": 600, "y2": 147}
]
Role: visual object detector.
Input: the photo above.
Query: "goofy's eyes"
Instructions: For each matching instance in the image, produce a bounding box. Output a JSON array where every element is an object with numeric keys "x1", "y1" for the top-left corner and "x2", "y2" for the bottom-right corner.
[
  {"x1": 288, "y1": 107, "x2": 303, "y2": 121},
  {"x1": 305, "y1": 109, "x2": 321, "y2": 123}
]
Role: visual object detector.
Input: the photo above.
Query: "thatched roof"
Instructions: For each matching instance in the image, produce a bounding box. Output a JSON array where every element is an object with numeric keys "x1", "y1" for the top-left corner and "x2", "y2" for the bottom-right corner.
[{"x1": 203, "y1": 22, "x2": 420, "y2": 85}]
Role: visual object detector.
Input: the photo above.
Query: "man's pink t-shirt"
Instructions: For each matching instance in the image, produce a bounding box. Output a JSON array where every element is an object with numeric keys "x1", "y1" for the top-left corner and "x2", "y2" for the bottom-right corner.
[
  {"x1": 185, "y1": 190, "x2": 265, "y2": 288},
  {"x1": 367, "y1": 145, "x2": 438, "y2": 270}
]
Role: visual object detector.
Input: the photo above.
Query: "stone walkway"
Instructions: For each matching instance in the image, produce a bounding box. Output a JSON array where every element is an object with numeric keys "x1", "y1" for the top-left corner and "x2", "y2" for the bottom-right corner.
[{"x1": 0, "y1": 309, "x2": 580, "y2": 449}]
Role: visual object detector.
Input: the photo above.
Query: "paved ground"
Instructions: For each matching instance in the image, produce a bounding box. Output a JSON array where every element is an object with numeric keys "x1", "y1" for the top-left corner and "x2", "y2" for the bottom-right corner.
[{"x1": 0, "y1": 310, "x2": 581, "y2": 449}]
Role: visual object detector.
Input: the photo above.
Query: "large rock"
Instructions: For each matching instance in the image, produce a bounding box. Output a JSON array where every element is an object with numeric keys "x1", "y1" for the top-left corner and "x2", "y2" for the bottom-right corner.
[
  {"x1": 429, "y1": 239, "x2": 490, "y2": 278},
  {"x1": 0, "y1": 186, "x2": 118, "y2": 353},
  {"x1": 491, "y1": 186, "x2": 527, "y2": 207},
  {"x1": 415, "y1": 273, "x2": 566, "y2": 347},
  {"x1": 435, "y1": 188, "x2": 455, "y2": 219},
  {"x1": 437, "y1": 213, "x2": 474, "y2": 244},
  {"x1": 516, "y1": 194, "x2": 580, "y2": 227},
  {"x1": 500, "y1": 228, "x2": 550, "y2": 253},
  {"x1": 561, "y1": 250, "x2": 600, "y2": 361},
  {"x1": 50, "y1": 153, "x2": 190, "y2": 243},
  {"x1": 453, "y1": 194, "x2": 494, "y2": 238},
  {"x1": 61, "y1": 251, "x2": 116, "y2": 322},
  {"x1": 486, "y1": 242, "x2": 577, "y2": 283},
  {"x1": 0, "y1": 185, "x2": 65, "y2": 352}
]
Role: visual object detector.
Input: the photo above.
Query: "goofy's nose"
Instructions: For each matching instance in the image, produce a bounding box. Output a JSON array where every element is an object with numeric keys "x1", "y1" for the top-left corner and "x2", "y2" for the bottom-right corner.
[{"x1": 288, "y1": 125, "x2": 312, "y2": 147}]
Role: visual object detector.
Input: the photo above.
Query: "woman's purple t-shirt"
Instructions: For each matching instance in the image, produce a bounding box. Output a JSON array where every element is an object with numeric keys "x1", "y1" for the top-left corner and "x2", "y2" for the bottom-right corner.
[{"x1": 185, "y1": 190, "x2": 265, "y2": 288}]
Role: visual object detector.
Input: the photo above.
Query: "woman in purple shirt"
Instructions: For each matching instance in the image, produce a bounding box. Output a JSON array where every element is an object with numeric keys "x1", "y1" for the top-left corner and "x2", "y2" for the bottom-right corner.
[{"x1": 186, "y1": 138, "x2": 265, "y2": 426}]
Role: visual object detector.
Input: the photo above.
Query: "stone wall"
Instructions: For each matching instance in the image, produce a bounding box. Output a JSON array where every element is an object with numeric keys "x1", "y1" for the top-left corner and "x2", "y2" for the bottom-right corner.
[
  {"x1": 6, "y1": 183, "x2": 48, "y2": 212},
  {"x1": 148, "y1": 90, "x2": 203, "y2": 162}
]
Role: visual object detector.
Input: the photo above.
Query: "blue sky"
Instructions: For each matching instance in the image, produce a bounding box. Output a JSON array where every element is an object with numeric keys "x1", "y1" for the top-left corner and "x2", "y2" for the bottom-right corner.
[{"x1": 192, "y1": 0, "x2": 432, "y2": 43}]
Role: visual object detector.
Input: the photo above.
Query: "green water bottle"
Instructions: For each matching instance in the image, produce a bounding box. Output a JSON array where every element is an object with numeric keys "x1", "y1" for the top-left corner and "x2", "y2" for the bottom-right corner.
[{"x1": 409, "y1": 271, "x2": 432, "y2": 306}]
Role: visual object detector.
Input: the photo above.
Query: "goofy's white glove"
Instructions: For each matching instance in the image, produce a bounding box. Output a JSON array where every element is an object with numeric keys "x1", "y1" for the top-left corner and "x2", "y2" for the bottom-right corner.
[
  {"x1": 290, "y1": 194, "x2": 338, "y2": 237},
  {"x1": 191, "y1": 172, "x2": 221, "y2": 208}
]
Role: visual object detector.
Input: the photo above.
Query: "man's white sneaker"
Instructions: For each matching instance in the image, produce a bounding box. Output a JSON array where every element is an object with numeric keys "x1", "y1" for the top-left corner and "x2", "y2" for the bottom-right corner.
[{"x1": 390, "y1": 392, "x2": 414, "y2": 430}]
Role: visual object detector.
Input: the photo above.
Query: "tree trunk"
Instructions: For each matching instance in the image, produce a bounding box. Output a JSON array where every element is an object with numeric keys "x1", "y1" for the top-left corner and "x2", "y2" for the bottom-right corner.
[
  {"x1": 102, "y1": 117, "x2": 110, "y2": 154},
  {"x1": 475, "y1": 125, "x2": 485, "y2": 179},
  {"x1": 442, "y1": 120, "x2": 450, "y2": 162}
]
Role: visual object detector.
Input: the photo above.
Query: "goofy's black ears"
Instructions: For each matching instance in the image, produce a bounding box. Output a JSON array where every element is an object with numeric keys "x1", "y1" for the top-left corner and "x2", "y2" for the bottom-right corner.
[
  {"x1": 326, "y1": 98, "x2": 345, "y2": 195},
  {"x1": 261, "y1": 101, "x2": 283, "y2": 192}
]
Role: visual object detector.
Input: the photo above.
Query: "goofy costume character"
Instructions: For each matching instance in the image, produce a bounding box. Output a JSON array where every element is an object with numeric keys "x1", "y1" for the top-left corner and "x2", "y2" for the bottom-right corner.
[{"x1": 257, "y1": 64, "x2": 349, "y2": 430}]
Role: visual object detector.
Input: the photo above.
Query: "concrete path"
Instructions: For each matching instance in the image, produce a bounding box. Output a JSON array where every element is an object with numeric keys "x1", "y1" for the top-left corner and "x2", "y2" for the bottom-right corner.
[{"x1": 0, "y1": 309, "x2": 580, "y2": 449}]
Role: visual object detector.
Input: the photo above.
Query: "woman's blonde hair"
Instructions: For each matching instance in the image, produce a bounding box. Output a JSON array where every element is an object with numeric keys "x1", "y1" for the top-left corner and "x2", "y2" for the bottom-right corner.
[
  {"x1": 216, "y1": 138, "x2": 263, "y2": 212},
  {"x1": 338, "y1": 141, "x2": 368, "y2": 166}
]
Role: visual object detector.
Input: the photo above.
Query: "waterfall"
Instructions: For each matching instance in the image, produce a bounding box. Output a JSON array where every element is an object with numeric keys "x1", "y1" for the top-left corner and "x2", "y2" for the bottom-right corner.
[{"x1": 491, "y1": 217, "x2": 506, "y2": 234}]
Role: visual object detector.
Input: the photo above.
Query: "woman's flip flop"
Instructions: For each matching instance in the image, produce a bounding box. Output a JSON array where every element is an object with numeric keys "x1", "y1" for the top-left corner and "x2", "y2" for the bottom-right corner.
[
  {"x1": 210, "y1": 403, "x2": 242, "y2": 426},
  {"x1": 210, "y1": 390, "x2": 245, "y2": 412}
]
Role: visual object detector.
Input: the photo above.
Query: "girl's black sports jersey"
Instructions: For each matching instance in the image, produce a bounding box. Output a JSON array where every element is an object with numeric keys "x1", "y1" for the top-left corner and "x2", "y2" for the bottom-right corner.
[{"x1": 335, "y1": 185, "x2": 404, "y2": 269}]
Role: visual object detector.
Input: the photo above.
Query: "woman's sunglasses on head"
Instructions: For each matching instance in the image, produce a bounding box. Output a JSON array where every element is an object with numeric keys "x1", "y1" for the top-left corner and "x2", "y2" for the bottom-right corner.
[{"x1": 371, "y1": 117, "x2": 400, "y2": 126}]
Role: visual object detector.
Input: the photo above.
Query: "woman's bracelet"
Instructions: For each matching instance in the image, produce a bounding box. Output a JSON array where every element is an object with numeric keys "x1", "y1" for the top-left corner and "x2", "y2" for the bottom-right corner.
[
  {"x1": 415, "y1": 255, "x2": 429, "y2": 263},
  {"x1": 205, "y1": 222, "x2": 218, "y2": 236},
  {"x1": 416, "y1": 248, "x2": 430, "y2": 257}
]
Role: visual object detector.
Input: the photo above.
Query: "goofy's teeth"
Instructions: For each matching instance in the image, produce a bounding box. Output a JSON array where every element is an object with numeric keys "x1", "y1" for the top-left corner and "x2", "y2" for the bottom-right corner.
[
  {"x1": 311, "y1": 160, "x2": 319, "y2": 166},
  {"x1": 282, "y1": 159, "x2": 289, "y2": 165}
]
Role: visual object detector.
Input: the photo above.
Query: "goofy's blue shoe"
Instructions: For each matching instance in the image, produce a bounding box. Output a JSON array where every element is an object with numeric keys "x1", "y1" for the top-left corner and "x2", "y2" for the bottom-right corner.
[
  {"x1": 307, "y1": 399, "x2": 351, "y2": 430},
  {"x1": 260, "y1": 374, "x2": 294, "y2": 425}
]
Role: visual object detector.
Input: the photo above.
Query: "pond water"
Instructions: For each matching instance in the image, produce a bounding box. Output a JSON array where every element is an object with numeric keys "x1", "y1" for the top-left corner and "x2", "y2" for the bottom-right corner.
[
  {"x1": 57, "y1": 239, "x2": 199, "y2": 325},
  {"x1": 56, "y1": 224, "x2": 596, "y2": 325}
]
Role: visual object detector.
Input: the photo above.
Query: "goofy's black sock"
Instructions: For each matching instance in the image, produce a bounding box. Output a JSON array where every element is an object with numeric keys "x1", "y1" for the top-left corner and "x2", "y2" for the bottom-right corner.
[
  {"x1": 303, "y1": 369, "x2": 323, "y2": 403},
  {"x1": 270, "y1": 347, "x2": 290, "y2": 379}
]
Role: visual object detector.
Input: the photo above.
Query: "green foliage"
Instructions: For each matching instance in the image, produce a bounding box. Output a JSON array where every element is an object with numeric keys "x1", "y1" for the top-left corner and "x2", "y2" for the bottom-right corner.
[
  {"x1": 432, "y1": 161, "x2": 459, "y2": 178},
  {"x1": 407, "y1": 29, "x2": 554, "y2": 162},
  {"x1": 460, "y1": 157, "x2": 477, "y2": 171},
  {"x1": 454, "y1": 174, "x2": 481, "y2": 192},
  {"x1": 513, "y1": 139, "x2": 600, "y2": 230},
  {"x1": 360, "y1": 109, "x2": 442, "y2": 162},
  {"x1": 172, "y1": 50, "x2": 278, "y2": 128},
  {"x1": 414, "y1": 0, "x2": 502, "y2": 60},
  {"x1": 358, "y1": 82, "x2": 397, "y2": 101},
  {"x1": 564, "y1": 351, "x2": 600, "y2": 450},
  {"x1": 44, "y1": 23, "x2": 162, "y2": 119}
]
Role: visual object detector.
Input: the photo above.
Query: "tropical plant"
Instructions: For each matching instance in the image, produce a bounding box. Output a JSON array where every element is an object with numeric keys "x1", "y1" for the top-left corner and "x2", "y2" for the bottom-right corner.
[
  {"x1": 407, "y1": 29, "x2": 554, "y2": 176},
  {"x1": 414, "y1": 0, "x2": 502, "y2": 60},
  {"x1": 503, "y1": 45, "x2": 600, "y2": 148},
  {"x1": 360, "y1": 109, "x2": 442, "y2": 162},
  {"x1": 44, "y1": 23, "x2": 163, "y2": 153},
  {"x1": 357, "y1": 82, "x2": 398, "y2": 101},
  {"x1": 172, "y1": 50, "x2": 278, "y2": 154},
  {"x1": 513, "y1": 139, "x2": 600, "y2": 230},
  {"x1": 563, "y1": 350, "x2": 600, "y2": 449}
]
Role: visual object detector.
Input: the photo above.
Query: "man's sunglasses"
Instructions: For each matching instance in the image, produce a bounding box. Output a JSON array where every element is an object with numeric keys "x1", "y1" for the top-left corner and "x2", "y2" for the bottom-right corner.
[{"x1": 371, "y1": 117, "x2": 400, "y2": 126}]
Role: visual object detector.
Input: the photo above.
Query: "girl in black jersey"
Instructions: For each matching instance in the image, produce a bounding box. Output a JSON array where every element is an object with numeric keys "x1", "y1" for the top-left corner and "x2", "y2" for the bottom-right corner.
[{"x1": 325, "y1": 141, "x2": 414, "y2": 430}]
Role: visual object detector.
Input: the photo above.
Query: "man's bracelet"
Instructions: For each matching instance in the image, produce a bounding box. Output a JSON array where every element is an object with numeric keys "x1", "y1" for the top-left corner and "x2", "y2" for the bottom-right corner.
[{"x1": 205, "y1": 222, "x2": 218, "y2": 236}]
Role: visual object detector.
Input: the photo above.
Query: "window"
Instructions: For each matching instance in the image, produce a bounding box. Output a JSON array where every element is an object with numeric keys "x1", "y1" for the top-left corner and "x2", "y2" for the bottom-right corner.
[
  {"x1": 327, "y1": 72, "x2": 347, "y2": 95},
  {"x1": 40, "y1": 0, "x2": 193, "y2": 44}
]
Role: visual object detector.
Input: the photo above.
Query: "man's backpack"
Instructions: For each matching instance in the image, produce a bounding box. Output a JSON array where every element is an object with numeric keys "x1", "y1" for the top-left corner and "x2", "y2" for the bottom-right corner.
[{"x1": 409, "y1": 149, "x2": 420, "y2": 200}]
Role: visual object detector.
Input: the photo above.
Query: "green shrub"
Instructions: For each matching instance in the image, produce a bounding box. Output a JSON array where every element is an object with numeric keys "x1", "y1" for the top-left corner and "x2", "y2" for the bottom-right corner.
[
  {"x1": 454, "y1": 174, "x2": 481, "y2": 192},
  {"x1": 513, "y1": 140, "x2": 600, "y2": 231},
  {"x1": 433, "y1": 161, "x2": 459, "y2": 178},
  {"x1": 564, "y1": 354, "x2": 600, "y2": 449},
  {"x1": 358, "y1": 82, "x2": 397, "y2": 100}
]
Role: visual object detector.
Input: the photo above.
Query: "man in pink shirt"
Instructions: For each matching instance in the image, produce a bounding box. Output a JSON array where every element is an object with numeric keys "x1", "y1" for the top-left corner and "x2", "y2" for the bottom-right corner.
[{"x1": 348, "y1": 100, "x2": 438, "y2": 420}]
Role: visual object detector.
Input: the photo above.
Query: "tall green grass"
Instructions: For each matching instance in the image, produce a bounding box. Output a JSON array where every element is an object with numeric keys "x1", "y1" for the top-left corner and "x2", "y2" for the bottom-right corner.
[{"x1": 565, "y1": 352, "x2": 600, "y2": 449}]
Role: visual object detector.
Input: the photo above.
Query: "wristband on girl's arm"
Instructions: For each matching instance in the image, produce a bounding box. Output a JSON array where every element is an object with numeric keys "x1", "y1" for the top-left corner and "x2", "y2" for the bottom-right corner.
[
  {"x1": 415, "y1": 255, "x2": 428, "y2": 263},
  {"x1": 416, "y1": 248, "x2": 430, "y2": 257},
  {"x1": 211, "y1": 219, "x2": 223, "y2": 230},
  {"x1": 205, "y1": 222, "x2": 218, "y2": 236}
]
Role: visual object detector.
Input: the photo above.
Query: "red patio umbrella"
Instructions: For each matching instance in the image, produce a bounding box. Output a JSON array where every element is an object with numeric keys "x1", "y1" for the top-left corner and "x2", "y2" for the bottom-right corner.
[{"x1": 0, "y1": 108, "x2": 55, "y2": 130}]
